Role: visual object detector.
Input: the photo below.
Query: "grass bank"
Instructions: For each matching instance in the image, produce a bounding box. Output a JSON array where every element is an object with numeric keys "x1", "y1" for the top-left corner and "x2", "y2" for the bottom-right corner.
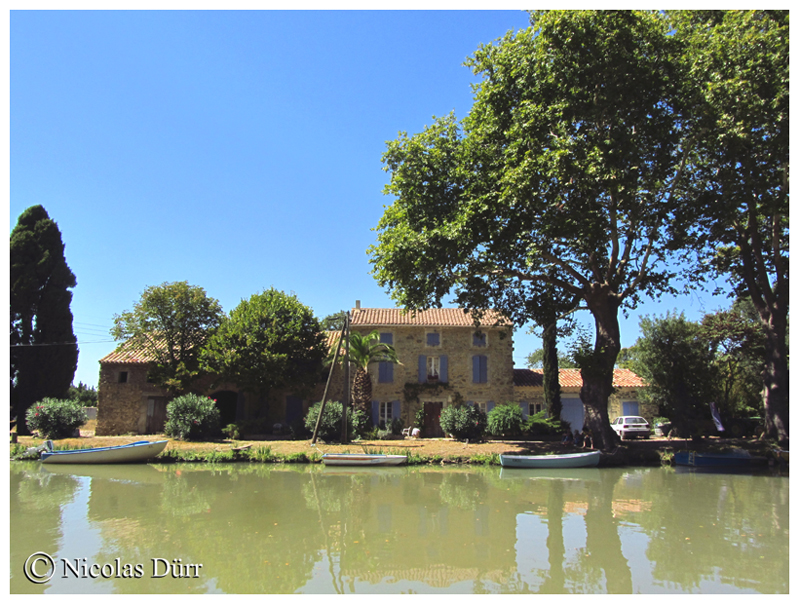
[{"x1": 11, "y1": 432, "x2": 780, "y2": 467}]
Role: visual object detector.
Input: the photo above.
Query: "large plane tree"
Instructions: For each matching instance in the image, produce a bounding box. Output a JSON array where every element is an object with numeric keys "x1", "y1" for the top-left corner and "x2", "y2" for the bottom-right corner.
[{"x1": 370, "y1": 11, "x2": 696, "y2": 450}]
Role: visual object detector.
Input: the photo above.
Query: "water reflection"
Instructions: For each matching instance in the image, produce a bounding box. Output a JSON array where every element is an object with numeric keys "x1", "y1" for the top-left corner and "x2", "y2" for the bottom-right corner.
[{"x1": 9, "y1": 462, "x2": 788, "y2": 594}]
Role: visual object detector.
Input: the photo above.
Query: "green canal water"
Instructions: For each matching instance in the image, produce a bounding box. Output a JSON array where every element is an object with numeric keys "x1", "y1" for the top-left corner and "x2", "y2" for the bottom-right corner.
[{"x1": 10, "y1": 462, "x2": 788, "y2": 594}]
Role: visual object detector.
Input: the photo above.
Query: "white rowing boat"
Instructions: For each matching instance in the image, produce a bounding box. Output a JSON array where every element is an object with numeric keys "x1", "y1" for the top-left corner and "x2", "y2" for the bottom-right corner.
[
  {"x1": 40, "y1": 440, "x2": 168, "y2": 464},
  {"x1": 499, "y1": 450, "x2": 600, "y2": 469},
  {"x1": 321, "y1": 453, "x2": 407, "y2": 466}
]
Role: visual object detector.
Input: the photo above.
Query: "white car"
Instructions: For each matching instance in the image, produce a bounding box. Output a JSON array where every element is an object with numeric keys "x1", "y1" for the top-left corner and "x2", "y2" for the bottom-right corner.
[{"x1": 611, "y1": 416, "x2": 650, "y2": 440}]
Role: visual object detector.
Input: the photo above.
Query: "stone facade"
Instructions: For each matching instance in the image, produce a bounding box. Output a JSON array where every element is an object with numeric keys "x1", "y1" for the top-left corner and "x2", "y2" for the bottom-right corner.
[{"x1": 96, "y1": 305, "x2": 647, "y2": 437}]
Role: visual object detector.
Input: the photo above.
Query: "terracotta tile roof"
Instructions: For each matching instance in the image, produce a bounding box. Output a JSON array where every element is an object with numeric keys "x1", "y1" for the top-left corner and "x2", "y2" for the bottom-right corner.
[
  {"x1": 100, "y1": 337, "x2": 160, "y2": 365},
  {"x1": 513, "y1": 368, "x2": 646, "y2": 389},
  {"x1": 351, "y1": 307, "x2": 510, "y2": 328}
]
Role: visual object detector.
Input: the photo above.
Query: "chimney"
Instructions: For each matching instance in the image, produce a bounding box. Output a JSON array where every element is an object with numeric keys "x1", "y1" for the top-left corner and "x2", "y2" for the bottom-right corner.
[{"x1": 355, "y1": 300, "x2": 361, "y2": 310}]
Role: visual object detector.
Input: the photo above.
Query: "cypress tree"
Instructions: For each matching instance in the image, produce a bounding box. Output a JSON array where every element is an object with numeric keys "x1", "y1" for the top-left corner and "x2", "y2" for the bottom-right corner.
[{"x1": 10, "y1": 205, "x2": 78, "y2": 433}]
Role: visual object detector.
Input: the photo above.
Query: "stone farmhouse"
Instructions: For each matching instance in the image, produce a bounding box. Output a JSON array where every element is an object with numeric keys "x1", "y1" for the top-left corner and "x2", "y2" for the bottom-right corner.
[{"x1": 96, "y1": 303, "x2": 649, "y2": 437}]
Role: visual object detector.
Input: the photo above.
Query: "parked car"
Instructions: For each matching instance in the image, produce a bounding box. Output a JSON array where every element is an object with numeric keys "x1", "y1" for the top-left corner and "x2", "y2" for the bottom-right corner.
[{"x1": 611, "y1": 416, "x2": 650, "y2": 440}]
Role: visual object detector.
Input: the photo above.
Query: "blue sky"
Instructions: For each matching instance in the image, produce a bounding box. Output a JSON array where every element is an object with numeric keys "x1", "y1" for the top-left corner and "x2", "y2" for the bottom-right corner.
[{"x1": 9, "y1": 9, "x2": 735, "y2": 389}]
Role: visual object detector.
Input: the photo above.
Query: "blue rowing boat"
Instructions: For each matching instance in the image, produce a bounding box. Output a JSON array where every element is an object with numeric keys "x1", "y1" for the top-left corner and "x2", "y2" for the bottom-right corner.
[{"x1": 674, "y1": 451, "x2": 765, "y2": 468}]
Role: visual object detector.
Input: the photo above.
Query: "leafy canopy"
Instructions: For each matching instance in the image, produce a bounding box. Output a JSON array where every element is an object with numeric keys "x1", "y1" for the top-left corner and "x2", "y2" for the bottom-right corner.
[
  {"x1": 202, "y1": 288, "x2": 326, "y2": 398},
  {"x1": 111, "y1": 281, "x2": 223, "y2": 395}
]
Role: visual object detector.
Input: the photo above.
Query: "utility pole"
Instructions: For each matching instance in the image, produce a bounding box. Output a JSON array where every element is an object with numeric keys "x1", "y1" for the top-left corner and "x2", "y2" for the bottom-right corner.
[{"x1": 340, "y1": 310, "x2": 350, "y2": 444}]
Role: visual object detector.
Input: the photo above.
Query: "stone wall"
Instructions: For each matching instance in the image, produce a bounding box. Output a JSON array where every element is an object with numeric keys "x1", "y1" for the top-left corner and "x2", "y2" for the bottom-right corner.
[
  {"x1": 356, "y1": 325, "x2": 515, "y2": 425},
  {"x1": 96, "y1": 363, "x2": 169, "y2": 435}
]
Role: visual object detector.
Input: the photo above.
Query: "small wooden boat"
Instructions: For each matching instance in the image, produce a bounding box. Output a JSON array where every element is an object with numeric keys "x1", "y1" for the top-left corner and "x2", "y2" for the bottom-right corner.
[
  {"x1": 321, "y1": 453, "x2": 407, "y2": 466},
  {"x1": 40, "y1": 440, "x2": 168, "y2": 464},
  {"x1": 499, "y1": 450, "x2": 600, "y2": 469},
  {"x1": 674, "y1": 450, "x2": 766, "y2": 468}
]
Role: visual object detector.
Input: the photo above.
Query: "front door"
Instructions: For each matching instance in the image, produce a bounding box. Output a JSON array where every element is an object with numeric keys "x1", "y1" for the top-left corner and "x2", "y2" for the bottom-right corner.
[
  {"x1": 423, "y1": 401, "x2": 444, "y2": 438},
  {"x1": 146, "y1": 397, "x2": 168, "y2": 434}
]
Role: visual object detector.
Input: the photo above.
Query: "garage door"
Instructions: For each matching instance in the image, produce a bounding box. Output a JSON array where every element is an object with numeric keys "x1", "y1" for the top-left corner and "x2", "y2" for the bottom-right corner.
[{"x1": 560, "y1": 399, "x2": 585, "y2": 431}]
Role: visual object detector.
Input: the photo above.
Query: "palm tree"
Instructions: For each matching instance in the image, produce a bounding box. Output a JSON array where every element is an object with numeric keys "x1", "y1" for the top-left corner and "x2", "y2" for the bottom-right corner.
[{"x1": 328, "y1": 330, "x2": 400, "y2": 413}]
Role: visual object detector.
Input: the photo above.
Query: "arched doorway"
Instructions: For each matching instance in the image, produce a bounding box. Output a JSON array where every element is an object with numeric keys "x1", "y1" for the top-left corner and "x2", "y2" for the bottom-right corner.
[{"x1": 210, "y1": 390, "x2": 239, "y2": 427}]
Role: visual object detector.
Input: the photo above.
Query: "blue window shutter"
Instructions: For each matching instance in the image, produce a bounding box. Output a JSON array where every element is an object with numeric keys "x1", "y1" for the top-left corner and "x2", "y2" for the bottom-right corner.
[
  {"x1": 392, "y1": 400, "x2": 401, "y2": 419},
  {"x1": 418, "y1": 355, "x2": 427, "y2": 383},
  {"x1": 378, "y1": 362, "x2": 393, "y2": 383},
  {"x1": 440, "y1": 355, "x2": 448, "y2": 382},
  {"x1": 380, "y1": 332, "x2": 393, "y2": 345},
  {"x1": 487, "y1": 401, "x2": 495, "y2": 413},
  {"x1": 473, "y1": 332, "x2": 486, "y2": 347},
  {"x1": 519, "y1": 401, "x2": 529, "y2": 420},
  {"x1": 427, "y1": 332, "x2": 439, "y2": 346},
  {"x1": 466, "y1": 401, "x2": 474, "y2": 407},
  {"x1": 372, "y1": 400, "x2": 380, "y2": 426},
  {"x1": 474, "y1": 355, "x2": 487, "y2": 383}
]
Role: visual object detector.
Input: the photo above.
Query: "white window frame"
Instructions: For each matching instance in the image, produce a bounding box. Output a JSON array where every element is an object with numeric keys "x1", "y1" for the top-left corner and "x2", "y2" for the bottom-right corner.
[
  {"x1": 427, "y1": 356, "x2": 440, "y2": 381},
  {"x1": 475, "y1": 401, "x2": 488, "y2": 415},
  {"x1": 529, "y1": 402, "x2": 544, "y2": 416},
  {"x1": 379, "y1": 401, "x2": 392, "y2": 427}
]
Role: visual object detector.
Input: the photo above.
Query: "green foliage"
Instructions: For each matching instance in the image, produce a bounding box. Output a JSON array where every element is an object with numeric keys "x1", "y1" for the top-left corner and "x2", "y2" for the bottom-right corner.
[
  {"x1": 164, "y1": 394, "x2": 221, "y2": 441},
  {"x1": 633, "y1": 313, "x2": 718, "y2": 438},
  {"x1": 10, "y1": 205, "x2": 78, "y2": 433},
  {"x1": 222, "y1": 424, "x2": 241, "y2": 440},
  {"x1": 112, "y1": 282, "x2": 223, "y2": 395},
  {"x1": 202, "y1": 288, "x2": 325, "y2": 399},
  {"x1": 486, "y1": 403, "x2": 525, "y2": 438},
  {"x1": 320, "y1": 311, "x2": 346, "y2": 331},
  {"x1": 414, "y1": 407, "x2": 425, "y2": 432},
  {"x1": 439, "y1": 403, "x2": 487, "y2": 442},
  {"x1": 526, "y1": 348, "x2": 578, "y2": 370},
  {"x1": 304, "y1": 401, "x2": 359, "y2": 443},
  {"x1": 524, "y1": 410, "x2": 569, "y2": 436},
  {"x1": 68, "y1": 382, "x2": 98, "y2": 407},
  {"x1": 25, "y1": 398, "x2": 87, "y2": 439},
  {"x1": 668, "y1": 11, "x2": 788, "y2": 443}
]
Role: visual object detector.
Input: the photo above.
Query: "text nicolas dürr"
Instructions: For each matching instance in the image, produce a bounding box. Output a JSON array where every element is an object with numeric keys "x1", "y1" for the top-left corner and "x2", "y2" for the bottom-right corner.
[{"x1": 62, "y1": 558, "x2": 203, "y2": 579}]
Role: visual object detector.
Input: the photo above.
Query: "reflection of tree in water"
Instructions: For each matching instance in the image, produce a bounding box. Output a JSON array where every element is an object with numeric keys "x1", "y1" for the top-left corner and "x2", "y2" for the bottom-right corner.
[
  {"x1": 10, "y1": 464, "x2": 81, "y2": 594},
  {"x1": 438, "y1": 472, "x2": 488, "y2": 510},
  {"x1": 639, "y1": 470, "x2": 789, "y2": 593},
  {"x1": 160, "y1": 473, "x2": 213, "y2": 517}
]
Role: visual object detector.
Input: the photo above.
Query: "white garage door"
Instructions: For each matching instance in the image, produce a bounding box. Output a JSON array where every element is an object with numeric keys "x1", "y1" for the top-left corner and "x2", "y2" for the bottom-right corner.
[{"x1": 560, "y1": 399, "x2": 585, "y2": 432}]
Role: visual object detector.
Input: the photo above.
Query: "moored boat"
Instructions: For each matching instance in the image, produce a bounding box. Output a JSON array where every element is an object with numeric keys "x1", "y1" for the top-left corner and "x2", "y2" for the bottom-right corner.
[
  {"x1": 321, "y1": 453, "x2": 407, "y2": 466},
  {"x1": 674, "y1": 450, "x2": 766, "y2": 468},
  {"x1": 40, "y1": 440, "x2": 168, "y2": 464},
  {"x1": 499, "y1": 450, "x2": 600, "y2": 469}
]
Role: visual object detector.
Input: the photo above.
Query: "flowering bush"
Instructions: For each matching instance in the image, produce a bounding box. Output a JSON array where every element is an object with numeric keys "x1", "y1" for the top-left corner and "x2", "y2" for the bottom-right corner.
[
  {"x1": 487, "y1": 403, "x2": 525, "y2": 438},
  {"x1": 164, "y1": 394, "x2": 221, "y2": 441},
  {"x1": 25, "y1": 398, "x2": 88, "y2": 439},
  {"x1": 439, "y1": 403, "x2": 487, "y2": 441}
]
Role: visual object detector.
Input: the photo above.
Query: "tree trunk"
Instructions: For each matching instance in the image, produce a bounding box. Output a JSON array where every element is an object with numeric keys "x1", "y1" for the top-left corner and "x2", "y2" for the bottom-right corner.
[
  {"x1": 352, "y1": 368, "x2": 373, "y2": 413},
  {"x1": 580, "y1": 287, "x2": 622, "y2": 452},
  {"x1": 542, "y1": 321, "x2": 562, "y2": 420},
  {"x1": 761, "y1": 309, "x2": 789, "y2": 447}
]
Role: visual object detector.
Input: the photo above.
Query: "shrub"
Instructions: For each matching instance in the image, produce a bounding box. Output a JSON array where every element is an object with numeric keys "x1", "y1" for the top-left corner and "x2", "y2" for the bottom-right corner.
[
  {"x1": 164, "y1": 394, "x2": 221, "y2": 441},
  {"x1": 487, "y1": 403, "x2": 525, "y2": 438},
  {"x1": 303, "y1": 401, "x2": 359, "y2": 442},
  {"x1": 439, "y1": 403, "x2": 487, "y2": 441},
  {"x1": 222, "y1": 423, "x2": 241, "y2": 440},
  {"x1": 524, "y1": 410, "x2": 569, "y2": 436},
  {"x1": 25, "y1": 398, "x2": 88, "y2": 439}
]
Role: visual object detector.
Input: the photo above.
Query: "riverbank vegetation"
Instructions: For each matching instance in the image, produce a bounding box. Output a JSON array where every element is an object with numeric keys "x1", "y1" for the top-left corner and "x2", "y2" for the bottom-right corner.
[{"x1": 11, "y1": 432, "x2": 780, "y2": 468}]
